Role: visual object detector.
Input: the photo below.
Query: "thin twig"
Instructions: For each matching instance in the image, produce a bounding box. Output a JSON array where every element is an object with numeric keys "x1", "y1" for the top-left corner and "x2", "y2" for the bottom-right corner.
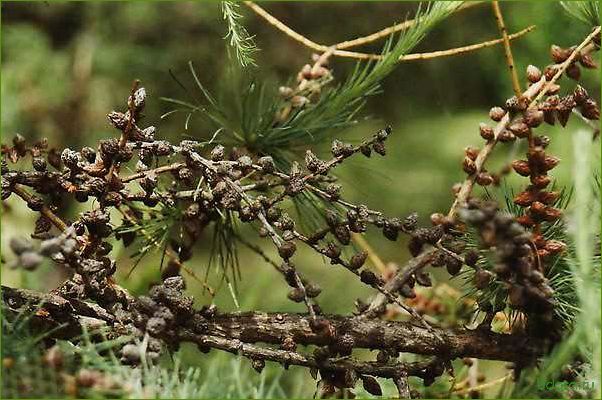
[
  {"x1": 532, "y1": 26, "x2": 601, "y2": 104},
  {"x1": 107, "y1": 80, "x2": 140, "y2": 181},
  {"x1": 11, "y1": 184, "x2": 68, "y2": 231},
  {"x1": 245, "y1": 1, "x2": 534, "y2": 63},
  {"x1": 491, "y1": 1, "x2": 522, "y2": 97},
  {"x1": 244, "y1": 1, "x2": 327, "y2": 52},
  {"x1": 333, "y1": 2, "x2": 482, "y2": 50},
  {"x1": 398, "y1": 26, "x2": 535, "y2": 62}
]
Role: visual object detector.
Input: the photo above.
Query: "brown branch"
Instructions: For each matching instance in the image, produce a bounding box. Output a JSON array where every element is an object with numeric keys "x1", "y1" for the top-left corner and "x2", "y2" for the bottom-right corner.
[
  {"x1": 532, "y1": 26, "x2": 601, "y2": 104},
  {"x1": 366, "y1": 248, "x2": 438, "y2": 315},
  {"x1": 106, "y1": 80, "x2": 140, "y2": 181},
  {"x1": 11, "y1": 184, "x2": 68, "y2": 231},
  {"x1": 448, "y1": 77, "x2": 545, "y2": 218},
  {"x1": 181, "y1": 331, "x2": 437, "y2": 379},
  {"x1": 121, "y1": 162, "x2": 185, "y2": 183},
  {"x1": 244, "y1": 1, "x2": 327, "y2": 52},
  {"x1": 491, "y1": 1, "x2": 522, "y2": 97},
  {"x1": 244, "y1": 1, "x2": 534, "y2": 63},
  {"x1": 2, "y1": 285, "x2": 543, "y2": 363},
  {"x1": 398, "y1": 26, "x2": 535, "y2": 62},
  {"x1": 448, "y1": 26, "x2": 601, "y2": 218}
]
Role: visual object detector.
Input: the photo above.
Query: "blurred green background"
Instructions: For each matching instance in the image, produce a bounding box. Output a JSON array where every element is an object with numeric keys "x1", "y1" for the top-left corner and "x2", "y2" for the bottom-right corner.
[{"x1": 1, "y1": 1, "x2": 600, "y2": 397}]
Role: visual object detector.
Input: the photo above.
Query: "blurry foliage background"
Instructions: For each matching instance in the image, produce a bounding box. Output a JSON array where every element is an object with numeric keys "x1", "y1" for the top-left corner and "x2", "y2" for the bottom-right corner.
[{"x1": 1, "y1": 1, "x2": 600, "y2": 397}]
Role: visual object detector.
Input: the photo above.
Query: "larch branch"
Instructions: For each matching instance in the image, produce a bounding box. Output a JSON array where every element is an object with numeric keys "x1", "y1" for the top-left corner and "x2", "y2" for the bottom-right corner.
[{"x1": 492, "y1": 1, "x2": 522, "y2": 97}]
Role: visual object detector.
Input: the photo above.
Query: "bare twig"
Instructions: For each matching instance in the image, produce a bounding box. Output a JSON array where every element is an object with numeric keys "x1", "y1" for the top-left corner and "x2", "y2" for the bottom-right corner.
[
  {"x1": 366, "y1": 248, "x2": 438, "y2": 315},
  {"x1": 491, "y1": 1, "x2": 522, "y2": 97},
  {"x1": 333, "y1": 2, "x2": 482, "y2": 50},
  {"x1": 244, "y1": 1, "x2": 534, "y2": 63}
]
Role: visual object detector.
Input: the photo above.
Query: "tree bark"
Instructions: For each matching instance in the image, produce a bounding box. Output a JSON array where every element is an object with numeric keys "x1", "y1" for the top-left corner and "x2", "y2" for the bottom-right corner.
[{"x1": 2, "y1": 285, "x2": 541, "y2": 364}]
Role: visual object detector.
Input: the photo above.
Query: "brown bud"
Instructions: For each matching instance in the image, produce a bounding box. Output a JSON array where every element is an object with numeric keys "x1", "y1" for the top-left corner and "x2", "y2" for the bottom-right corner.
[
  {"x1": 281, "y1": 336, "x2": 297, "y2": 352},
  {"x1": 372, "y1": 141, "x2": 386, "y2": 156},
  {"x1": 538, "y1": 191, "x2": 560, "y2": 205},
  {"x1": 464, "y1": 250, "x2": 479, "y2": 267},
  {"x1": 566, "y1": 62, "x2": 581, "y2": 81},
  {"x1": 360, "y1": 270, "x2": 379, "y2": 285},
  {"x1": 542, "y1": 155, "x2": 560, "y2": 171},
  {"x1": 526, "y1": 65, "x2": 542, "y2": 83},
  {"x1": 489, "y1": 106, "x2": 506, "y2": 122},
  {"x1": 474, "y1": 269, "x2": 493, "y2": 290},
  {"x1": 479, "y1": 123, "x2": 494, "y2": 140},
  {"x1": 324, "y1": 242, "x2": 341, "y2": 259},
  {"x1": 579, "y1": 53, "x2": 597, "y2": 69},
  {"x1": 498, "y1": 130, "x2": 516, "y2": 143},
  {"x1": 508, "y1": 121, "x2": 530, "y2": 138},
  {"x1": 573, "y1": 85, "x2": 590, "y2": 105},
  {"x1": 349, "y1": 251, "x2": 368, "y2": 270},
  {"x1": 334, "y1": 225, "x2": 351, "y2": 245},
  {"x1": 252, "y1": 359, "x2": 265, "y2": 373},
  {"x1": 361, "y1": 376, "x2": 382, "y2": 396},
  {"x1": 445, "y1": 256, "x2": 462, "y2": 276},
  {"x1": 543, "y1": 109, "x2": 556, "y2": 125},
  {"x1": 530, "y1": 174, "x2": 551, "y2": 188},
  {"x1": 544, "y1": 239, "x2": 566, "y2": 254},
  {"x1": 543, "y1": 65, "x2": 558, "y2": 81},
  {"x1": 462, "y1": 157, "x2": 477, "y2": 174},
  {"x1": 543, "y1": 206, "x2": 562, "y2": 221},
  {"x1": 550, "y1": 45, "x2": 571, "y2": 63},
  {"x1": 465, "y1": 147, "x2": 480, "y2": 161},
  {"x1": 529, "y1": 201, "x2": 547, "y2": 216},
  {"x1": 107, "y1": 111, "x2": 128, "y2": 130},
  {"x1": 287, "y1": 288, "x2": 305, "y2": 303},
  {"x1": 305, "y1": 150, "x2": 322, "y2": 173},
  {"x1": 278, "y1": 241, "x2": 297, "y2": 259},
  {"x1": 514, "y1": 190, "x2": 536, "y2": 207},
  {"x1": 580, "y1": 99, "x2": 600, "y2": 120},
  {"x1": 505, "y1": 96, "x2": 527, "y2": 112},
  {"x1": 511, "y1": 160, "x2": 531, "y2": 177},
  {"x1": 516, "y1": 215, "x2": 535, "y2": 227},
  {"x1": 523, "y1": 109, "x2": 544, "y2": 128},
  {"x1": 476, "y1": 172, "x2": 494, "y2": 186}
]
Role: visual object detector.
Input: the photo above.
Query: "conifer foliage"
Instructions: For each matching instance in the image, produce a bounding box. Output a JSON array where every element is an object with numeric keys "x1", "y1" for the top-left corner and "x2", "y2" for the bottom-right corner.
[{"x1": 1, "y1": 2, "x2": 600, "y2": 398}]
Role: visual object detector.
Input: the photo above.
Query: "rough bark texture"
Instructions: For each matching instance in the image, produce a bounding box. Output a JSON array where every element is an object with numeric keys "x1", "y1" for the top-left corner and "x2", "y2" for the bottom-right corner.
[{"x1": 2, "y1": 285, "x2": 541, "y2": 364}]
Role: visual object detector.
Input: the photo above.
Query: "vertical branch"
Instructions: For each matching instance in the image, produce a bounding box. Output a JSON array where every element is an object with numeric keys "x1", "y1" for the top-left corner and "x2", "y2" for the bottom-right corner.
[{"x1": 491, "y1": 1, "x2": 522, "y2": 97}]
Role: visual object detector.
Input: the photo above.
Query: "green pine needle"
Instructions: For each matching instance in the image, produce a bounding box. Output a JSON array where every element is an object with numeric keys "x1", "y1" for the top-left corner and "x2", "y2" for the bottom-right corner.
[
  {"x1": 222, "y1": 1, "x2": 259, "y2": 68},
  {"x1": 560, "y1": 1, "x2": 600, "y2": 27}
]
